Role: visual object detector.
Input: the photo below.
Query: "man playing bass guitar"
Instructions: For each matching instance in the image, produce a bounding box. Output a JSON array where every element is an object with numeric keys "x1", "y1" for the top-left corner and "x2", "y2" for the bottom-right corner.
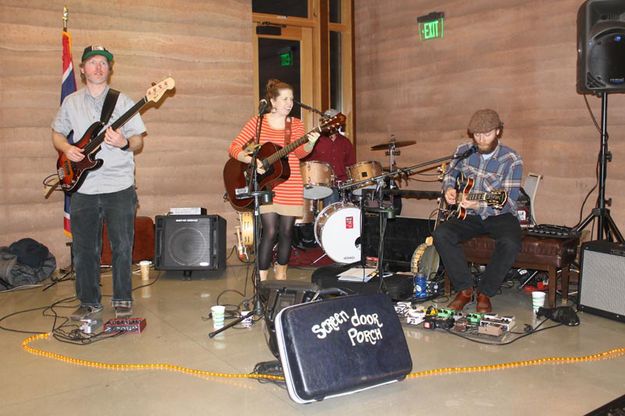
[
  {"x1": 433, "y1": 109, "x2": 523, "y2": 313},
  {"x1": 51, "y1": 45, "x2": 146, "y2": 320}
]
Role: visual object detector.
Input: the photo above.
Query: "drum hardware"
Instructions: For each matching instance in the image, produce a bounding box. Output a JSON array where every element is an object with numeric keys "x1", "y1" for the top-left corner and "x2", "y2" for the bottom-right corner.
[
  {"x1": 293, "y1": 198, "x2": 322, "y2": 250},
  {"x1": 370, "y1": 137, "x2": 416, "y2": 151}
]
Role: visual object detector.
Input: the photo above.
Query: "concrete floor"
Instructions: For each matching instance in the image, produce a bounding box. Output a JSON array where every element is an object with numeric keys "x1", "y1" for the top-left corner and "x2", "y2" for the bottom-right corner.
[{"x1": 1, "y1": 259, "x2": 624, "y2": 416}]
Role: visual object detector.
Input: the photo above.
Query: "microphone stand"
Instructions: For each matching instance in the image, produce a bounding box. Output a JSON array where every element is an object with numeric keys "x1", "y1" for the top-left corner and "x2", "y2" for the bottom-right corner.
[
  {"x1": 209, "y1": 109, "x2": 272, "y2": 338},
  {"x1": 294, "y1": 100, "x2": 325, "y2": 117},
  {"x1": 338, "y1": 154, "x2": 456, "y2": 194}
]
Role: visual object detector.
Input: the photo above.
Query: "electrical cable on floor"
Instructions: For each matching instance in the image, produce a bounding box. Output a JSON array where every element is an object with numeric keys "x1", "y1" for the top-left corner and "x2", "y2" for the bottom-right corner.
[{"x1": 21, "y1": 332, "x2": 625, "y2": 383}]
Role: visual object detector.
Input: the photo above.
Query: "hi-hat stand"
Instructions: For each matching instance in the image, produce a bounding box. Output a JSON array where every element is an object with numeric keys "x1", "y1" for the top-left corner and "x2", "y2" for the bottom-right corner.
[{"x1": 574, "y1": 92, "x2": 624, "y2": 243}]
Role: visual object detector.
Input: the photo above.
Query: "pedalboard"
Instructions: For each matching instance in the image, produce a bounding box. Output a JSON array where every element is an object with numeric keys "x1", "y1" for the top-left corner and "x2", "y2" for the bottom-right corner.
[
  {"x1": 103, "y1": 318, "x2": 147, "y2": 334},
  {"x1": 395, "y1": 303, "x2": 515, "y2": 337}
]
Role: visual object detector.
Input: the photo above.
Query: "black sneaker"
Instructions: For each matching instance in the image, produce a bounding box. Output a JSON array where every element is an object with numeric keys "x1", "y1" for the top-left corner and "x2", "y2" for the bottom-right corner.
[
  {"x1": 114, "y1": 306, "x2": 133, "y2": 318},
  {"x1": 70, "y1": 305, "x2": 103, "y2": 321}
]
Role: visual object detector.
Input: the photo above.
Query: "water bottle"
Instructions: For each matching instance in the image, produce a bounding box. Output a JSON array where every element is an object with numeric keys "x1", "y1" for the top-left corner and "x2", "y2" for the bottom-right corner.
[{"x1": 414, "y1": 273, "x2": 427, "y2": 299}]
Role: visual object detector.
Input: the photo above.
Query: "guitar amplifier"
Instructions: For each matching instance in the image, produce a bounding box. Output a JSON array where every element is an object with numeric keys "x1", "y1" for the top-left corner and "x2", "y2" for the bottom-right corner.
[
  {"x1": 579, "y1": 240, "x2": 625, "y2": 323},
  {"x1": 154, "y1": 215, "x2": 226, "y2": 271}
]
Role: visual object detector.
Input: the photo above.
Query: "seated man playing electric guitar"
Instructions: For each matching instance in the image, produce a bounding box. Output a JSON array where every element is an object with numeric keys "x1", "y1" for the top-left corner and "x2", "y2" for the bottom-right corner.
[{"x1": 433, "y1": 109, "x2": 523, "y2": 313}]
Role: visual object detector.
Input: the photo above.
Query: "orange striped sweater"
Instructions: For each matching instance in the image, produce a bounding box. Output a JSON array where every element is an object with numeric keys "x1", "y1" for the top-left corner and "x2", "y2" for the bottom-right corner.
[{"x1": 229, "y1": 116, "x2": 311, "y2": 206}]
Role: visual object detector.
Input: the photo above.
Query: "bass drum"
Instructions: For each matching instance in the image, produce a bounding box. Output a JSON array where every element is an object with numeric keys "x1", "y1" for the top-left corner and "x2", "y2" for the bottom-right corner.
[{"x1": 314, "y1": 202, "x2": 361, "y2": 263}]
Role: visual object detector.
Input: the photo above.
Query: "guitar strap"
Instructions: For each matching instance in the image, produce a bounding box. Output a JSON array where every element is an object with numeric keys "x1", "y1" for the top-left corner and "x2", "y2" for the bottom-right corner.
[
  {"x1": 100, "y1": 88, "x2": 120, "y2": 125},
  {"x1": 284, "y1": 117, "x2": 292, "y2": 145}
]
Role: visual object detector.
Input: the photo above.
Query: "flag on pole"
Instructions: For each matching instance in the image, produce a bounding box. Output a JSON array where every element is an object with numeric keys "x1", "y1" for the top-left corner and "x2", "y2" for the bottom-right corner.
[{"x1": 61, "y1": 28, "x2": 77, "y2": 238}]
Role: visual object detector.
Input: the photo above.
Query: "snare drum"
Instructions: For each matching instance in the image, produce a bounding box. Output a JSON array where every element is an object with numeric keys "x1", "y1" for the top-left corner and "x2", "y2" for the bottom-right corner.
[
  {"x1": 347, "y1": 161, "x2": 382, "y2": 196},
  {"x1": 314, "y1": 202, "x2": 361, "y2": 263},
  {"x1": 300, "y1": 161, "x2": 334, "y2": 200}
]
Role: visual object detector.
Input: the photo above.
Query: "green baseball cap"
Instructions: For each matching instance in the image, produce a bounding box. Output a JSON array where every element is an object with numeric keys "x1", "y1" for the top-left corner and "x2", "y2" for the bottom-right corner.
[{"x1": 81, "y1": 45, "x2": 113, "y2": 62}]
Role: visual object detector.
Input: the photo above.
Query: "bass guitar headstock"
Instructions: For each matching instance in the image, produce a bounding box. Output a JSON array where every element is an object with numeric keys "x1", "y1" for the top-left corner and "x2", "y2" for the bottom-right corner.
[{"x1": 146, "y1": 77, "x2": 176, "y2": 103}]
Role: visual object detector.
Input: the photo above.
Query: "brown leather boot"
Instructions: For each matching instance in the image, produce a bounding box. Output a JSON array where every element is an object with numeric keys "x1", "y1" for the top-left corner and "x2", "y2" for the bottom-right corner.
[
  {"x1": 274, "y1": 263, "x2": 288, "y2": 280},
  {"x1": 476, "y1": 292, "x2": 492, "y2": 313},
  {"x1": 448, "y1": 288, "x2": 473, "y2": 311},
  {"x1": 258, "y1": 269, "x2": 269, "y2": 281}
]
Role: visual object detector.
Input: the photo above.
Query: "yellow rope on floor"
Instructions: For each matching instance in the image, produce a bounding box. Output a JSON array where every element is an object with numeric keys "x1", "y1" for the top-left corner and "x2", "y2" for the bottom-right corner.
[
  {"x1": 22, "y1": 333, "x2": 286, "y2": 381},
  {"x1": 406, "y1": 346, "x2": 625, "y2": 379},
  {"x1": 22, "y1": 333, "x2": 625, "y2": 382}
]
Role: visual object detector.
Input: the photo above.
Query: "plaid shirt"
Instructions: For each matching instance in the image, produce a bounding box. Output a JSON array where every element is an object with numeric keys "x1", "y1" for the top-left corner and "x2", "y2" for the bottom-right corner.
[{"x1": 443, "y1": 142, "x2": 523, "y2": 219}]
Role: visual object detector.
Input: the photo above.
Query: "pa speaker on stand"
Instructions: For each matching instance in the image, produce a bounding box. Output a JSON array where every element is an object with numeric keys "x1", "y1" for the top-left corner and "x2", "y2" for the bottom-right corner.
[
  {"x1": 577, "y1": 0, "x2": 625, "y2": 94},
  {"x1": 154, "y1": 215, "x2": 226, "y2": 275}
]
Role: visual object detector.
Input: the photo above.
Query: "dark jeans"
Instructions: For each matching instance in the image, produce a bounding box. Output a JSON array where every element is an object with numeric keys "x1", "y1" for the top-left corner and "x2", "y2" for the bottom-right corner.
[
  {"x1": 433, "y1": 213, "x2": 522, "y2": 297},
  {"x1": 322, "y1": 188, "x2": 341, "y2": 207},
  {"x1": 70, "y1": 186, "x2": 137, "y2": 307}
]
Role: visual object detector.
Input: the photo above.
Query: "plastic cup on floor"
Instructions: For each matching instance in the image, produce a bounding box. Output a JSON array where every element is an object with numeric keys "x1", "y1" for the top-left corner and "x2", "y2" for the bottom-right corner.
[{"x1": 532, "y1": 291, "x2": 546, "y2": 313}]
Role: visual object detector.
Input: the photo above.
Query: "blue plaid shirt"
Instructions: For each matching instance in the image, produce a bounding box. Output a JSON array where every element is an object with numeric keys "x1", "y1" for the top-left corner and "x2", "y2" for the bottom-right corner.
[{"x1": 442, "y1": 142, "x2": 523, "y2": 219}]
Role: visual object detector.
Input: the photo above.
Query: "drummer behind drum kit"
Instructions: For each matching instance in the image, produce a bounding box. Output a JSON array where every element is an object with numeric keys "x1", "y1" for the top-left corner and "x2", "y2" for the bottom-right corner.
[{"x1": 295, "y1": 138, "x2": 421, "y2": 265}]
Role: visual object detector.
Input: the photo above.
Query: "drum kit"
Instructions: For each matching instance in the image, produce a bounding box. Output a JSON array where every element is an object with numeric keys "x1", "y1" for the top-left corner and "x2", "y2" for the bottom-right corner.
[{"x1": 295, "y1": 137, "x2": 418, "y2": 264}]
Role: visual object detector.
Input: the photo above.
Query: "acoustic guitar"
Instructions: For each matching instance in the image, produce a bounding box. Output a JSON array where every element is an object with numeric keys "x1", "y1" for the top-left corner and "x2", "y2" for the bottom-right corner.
[
  {"x1": 56, "y1": 77, "x2": 175, "y2": 194},
  {"x1": 450, "y1": 173, "x2": 507, "y2": 220},
  {"x1": 223, "y1": 113, "x2": 345, "y2": 211}
]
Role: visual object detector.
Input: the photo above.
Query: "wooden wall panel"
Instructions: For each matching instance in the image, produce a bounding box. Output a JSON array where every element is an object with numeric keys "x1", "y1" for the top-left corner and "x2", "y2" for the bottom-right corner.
[
  {"x1": 353, "y1": 0, "x2": 625, "y2": 236},
  {"x1": 0, "y1": 0, "x2": 254, "y2": 265}
]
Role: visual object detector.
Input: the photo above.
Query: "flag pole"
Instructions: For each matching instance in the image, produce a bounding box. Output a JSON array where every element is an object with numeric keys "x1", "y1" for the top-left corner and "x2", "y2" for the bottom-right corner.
[{"x1": 63, "y1": 6, "x2": 68, "y2": 32}]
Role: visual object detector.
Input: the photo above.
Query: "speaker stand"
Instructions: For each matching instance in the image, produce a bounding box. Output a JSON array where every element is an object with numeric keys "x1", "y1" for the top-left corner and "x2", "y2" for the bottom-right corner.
[{"x1": 574, "y1": 92, "x2": 624, "y2": 243}]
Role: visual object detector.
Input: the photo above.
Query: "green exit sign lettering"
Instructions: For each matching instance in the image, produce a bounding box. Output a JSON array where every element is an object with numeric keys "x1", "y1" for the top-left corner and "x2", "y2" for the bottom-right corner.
[{"x1": 417, "y1": 12, "x2": 444, "y2": 41}]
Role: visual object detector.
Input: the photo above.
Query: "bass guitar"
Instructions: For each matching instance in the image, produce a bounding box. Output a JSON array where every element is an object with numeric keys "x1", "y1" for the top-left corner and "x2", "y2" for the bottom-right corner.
[
  {"x1": 56, "y1": 77, "x2": 175, "y2": 194},
  {"x1": 223, "y1": 113, "x2": 345, "y2": 211},
  {"x1": 449, "y1": 173, "x2": 507, "y2": 220}
]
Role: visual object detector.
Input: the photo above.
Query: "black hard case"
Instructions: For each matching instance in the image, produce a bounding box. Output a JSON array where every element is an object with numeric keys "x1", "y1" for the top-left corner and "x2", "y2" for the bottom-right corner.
[{"x1": 275, "y1": 293, "x2": 412, "y2": 403}]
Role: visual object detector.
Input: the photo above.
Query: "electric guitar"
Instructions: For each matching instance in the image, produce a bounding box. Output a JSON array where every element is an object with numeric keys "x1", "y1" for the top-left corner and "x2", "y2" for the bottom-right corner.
[
  {"x1": 223, "y1": 113, "x2": 345, "y2": 211},
  {"x1": 450, "y1": 173, "x2": 507, "y2": 220},
  {"x1": 56, "y1": 77, "x2": 175, "y2": 194}
]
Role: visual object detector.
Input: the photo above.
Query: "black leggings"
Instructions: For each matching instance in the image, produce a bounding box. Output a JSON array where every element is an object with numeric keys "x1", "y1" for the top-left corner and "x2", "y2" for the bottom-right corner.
[{"x1": 258, "y1": 213, "x2": 296, "y2": 270}]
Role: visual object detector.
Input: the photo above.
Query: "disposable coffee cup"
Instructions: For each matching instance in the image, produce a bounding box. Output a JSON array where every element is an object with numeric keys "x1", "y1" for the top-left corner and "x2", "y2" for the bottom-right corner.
[
  {"x1": 532, "y1": 291, "x2": 546, "y2": 313},
  {"x1": 139, "y1": 260, "x2": 152, "y2": 281},
  {"x1": 211, "y1": 305, "x2": 225, "y2": 324}
]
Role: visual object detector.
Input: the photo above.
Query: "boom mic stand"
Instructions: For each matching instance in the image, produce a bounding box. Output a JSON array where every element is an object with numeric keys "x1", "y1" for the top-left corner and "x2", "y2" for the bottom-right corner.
[
  {"x1": 210, "y1": 110, "x2": 272, "y2": 338},
  {"x1": 574, "y1": 92, "x2": 624, "y2": 243}
]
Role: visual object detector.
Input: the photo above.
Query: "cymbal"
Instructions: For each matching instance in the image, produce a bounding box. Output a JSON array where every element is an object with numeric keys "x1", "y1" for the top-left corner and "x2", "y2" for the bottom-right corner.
[{"x1": 370, "y1": 140, "x2": 416, "y2": 151}]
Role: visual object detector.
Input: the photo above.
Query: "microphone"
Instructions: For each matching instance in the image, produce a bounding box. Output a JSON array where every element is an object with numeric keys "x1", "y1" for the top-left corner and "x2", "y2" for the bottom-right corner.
[
  {"x1": 258, "y1": 99, "x2": 269, "y2": 115},
  {"x1": 454, "y1": 145, "x2": 477, "y2": 160}
]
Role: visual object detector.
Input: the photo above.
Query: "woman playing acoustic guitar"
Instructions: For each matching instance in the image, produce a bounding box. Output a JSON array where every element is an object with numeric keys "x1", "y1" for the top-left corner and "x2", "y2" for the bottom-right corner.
[{"x1": 228, "y1": 79, "x2": 320, "y2": 280}]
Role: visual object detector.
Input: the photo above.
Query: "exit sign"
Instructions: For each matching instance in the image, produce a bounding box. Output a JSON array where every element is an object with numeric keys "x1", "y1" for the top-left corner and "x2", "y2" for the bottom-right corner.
[{"x1": 417, "y1": 12, "x2": 444, "y2": 41}]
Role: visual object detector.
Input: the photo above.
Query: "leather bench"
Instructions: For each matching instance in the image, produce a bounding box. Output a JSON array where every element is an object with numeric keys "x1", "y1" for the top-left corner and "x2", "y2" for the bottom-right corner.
[
  {"x1": 445, "y1": 233, "x2": 579, "y2": 307},
  {"x1": 101, "y1": 216, "x2": 155, "y2": 265}
]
